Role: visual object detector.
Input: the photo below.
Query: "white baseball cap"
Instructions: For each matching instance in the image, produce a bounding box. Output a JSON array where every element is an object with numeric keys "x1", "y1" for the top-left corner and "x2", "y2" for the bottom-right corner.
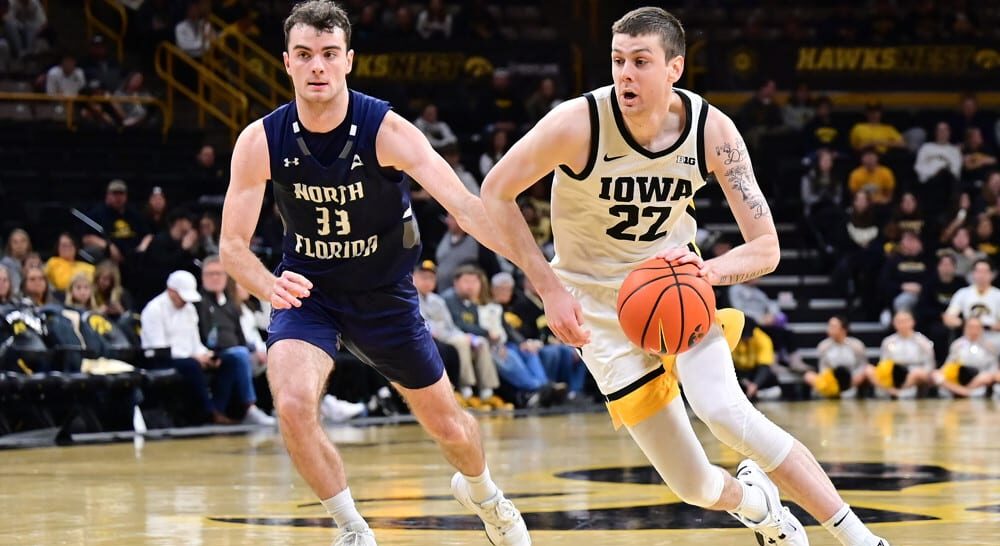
[{"x1": 166, "y1": 270, "x2": 201, "y2": 303}]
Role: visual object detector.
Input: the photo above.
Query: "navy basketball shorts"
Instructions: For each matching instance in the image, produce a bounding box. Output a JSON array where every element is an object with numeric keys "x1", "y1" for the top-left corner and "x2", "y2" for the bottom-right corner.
[{"x1": 266, "y1": 275, "x2": 444, "y2": 389}]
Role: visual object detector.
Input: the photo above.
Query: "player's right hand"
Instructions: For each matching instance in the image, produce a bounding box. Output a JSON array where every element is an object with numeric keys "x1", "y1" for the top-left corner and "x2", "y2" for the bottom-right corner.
[
  {"x1": 541, "y1": 286, "x2": 590, "y2": 347},
  {"x1": 270, "y1": 270, "x2": 313, "y2": 309}
]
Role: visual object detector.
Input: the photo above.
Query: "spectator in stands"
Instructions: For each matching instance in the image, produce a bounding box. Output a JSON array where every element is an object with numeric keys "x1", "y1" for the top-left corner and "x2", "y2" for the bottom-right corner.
[
  {"x1": 140, "y1": 270, "x2": 221, "y2": 424},
  {"x1": 44, "y1": 53, "x2": 85, "y2": 97},
  {"x1": 525, "y1": 77, "x2": 561, "y2": 123},
  {"x1": 933, "y1": 317, "x2": 998, "y2": 398},
  {"x1": 413, "y1": 103, "x2": 457, "y2": 152},
  {"x1": 385, "y1": 5, "x2": 415, "y2": 37},
  {"x1": 848, "y1": 147, "x2": 895, "y2": 205},
  {"x1": 478, "y1": 128, "x2": 509, "y2": 178},
  {"x1": 143, "y1": 186, "x2": 169, "y2": 234},
  {"x1": 456, "y1": 0, "x2": 500, "y2": 41},
  {"x1": 973, "y1": 214, "x2": 999, "y2": 261},
  {"x1": 850, "y1": 102, "x2": 905, "y2": 155},
  {"x1": 3, "y1": 0, "x2": 47, "y2": 58},
  {"x1": 196, "y1": 256, "x2": 274, "y2": 426},
  {"x1": 782, "y1": 82, "x2": 814, "y2": 132},
  {"x1": 134, "y1": 0, "x2": 173, "y2": 66},
  {"x1": 351, "y1": 4, "x2": 379, "y2": 41},
  {"x1": 937, "y1": 191, "x2": 972, "y2": 245},
  {"x1": 879, "y1": 230, "x2": 928, "y2": 314},
  {"x1": 914, "y1": 122, "x2": 962, "y2": 213},
  {"x1": 519, "y1": 199, "x2": 553, "y2": 258},
  {"x1": 943, "y1": 260, "x2": 1000, "y2": 343},
  {"x1": 886, "y1": 192, "x2": 926, "y2": 243},
  {"x1": 832, "y1": 191, "x2": 884, "y2": 317},
  {"x1": 872, "y1": 310, "x2": 935, "y2": 398},
  {"x1": 804, "y1": 316, "x2": 873, "y2": 399},
  {"x1": 190, "y1": 144, "x2": 228, "y2": 196},
  {"x1": 234, "y1": 283, "x2": 267, "y2": 372},
  {"x1": 414, "y1": 260, "x2": 500, "y2": 410},
  {"x1": 83, "y1": 179, "x2": 148, "y2": 265},
  {"x1": 803, "y1": 96, "x2": 845, "y2": 156},
  {"x1": 44, "y1": 233, "x2": 95, "y2": 294},
  {"x1": 483, "y1": 68, "x2": 524, "y2": 134},
  {"x1": 801, "y1": 147, "x2": 842, "y2": 216},
  {"x1": 961, "y1": 127, "x2": 997, "y2": 188},
  {"x1": 93, "y1": 260, "x2": 132, "y2": 320},
  {"x1": 1, "y1": 227, "x2": 31, "y2": 290},
  {"x1": 443, "y1": 265, "x2": 513, "y2": 410},
  {"x1": 728, "y1": 278, "x2": 797, "y2": 365},
  {"x1": 951, "y1": 94, "x2": 995, "y2": 149},
  {"x1": 917, "y1": 254, "x2": 966, "y2": 364},
  {"x1": 492, "y1": 272, "x2": 586, "y2": 401},
  {"x1": 136, "y1": 209, "x2": 199, "y2": 306},
  {"x1": 20, "y1": 264, "x2": 54, "y2": 306},
  {"x1": 977, "y1": 170, "x2": 1000, "y2": 216},
  {"x1": 198, "y1": 212, "x2": 220, "y2": 258},
  {"x1": 439, "y1": 143, "x2": 479, "y2": 195},
  {"x1": 175, "y1": 1, "x2": 215, "y2": 58},
  {"x1": 938, "y1": 226, "x2": 986, "y2": 281},
  {"x1": 81, "y1": 34, "x2": 121, "y2": 92},
  {"x1": 416, "y1": 0, "x2": 452, "y2": 39},
  {"x1": 111, "y1": 71, "x2": 152, "y2": 128},
  {"x1": 78, "y1": 79, "x2": 118, "y2": 128},
  {"x1": 434, "y1": 212, "x2": 500, "y2": 292},
  {"x1": 64, "y1": 272, "x2": 96, "y2": 310},
  {"x1": 736, "y1": 78, "x2": 782, "y2": 150},
  {"x1": 0, "y1": 265, "x2": 16, "y2": 307},
  {"x1": 732, "y1": 318, "x2": 780, "y2": 401}
]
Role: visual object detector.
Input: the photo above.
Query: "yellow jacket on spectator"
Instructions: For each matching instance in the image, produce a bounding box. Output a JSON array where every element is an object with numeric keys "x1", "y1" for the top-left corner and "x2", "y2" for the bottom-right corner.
[
  {"x1": 733, "y1": 327, "x2": 775, "y2": 371},
  {"x1": 44, "y1": 257, "x2": 95, "y2": 292},
  {"x1": 848, "y1": 165, "x2": 895, "y2": 203},
  {"x1": 850, "y1": 122, "x2": 904, "y2": 153}
]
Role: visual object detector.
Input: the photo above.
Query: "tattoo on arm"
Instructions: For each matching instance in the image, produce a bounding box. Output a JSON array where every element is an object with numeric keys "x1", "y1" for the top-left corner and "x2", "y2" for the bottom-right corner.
[
  {"x1": 718, "y1": 268, "x2": 773, "y2": 285},
  {"x1": 724, "y1": 163, "x2": 771, "y2": 219},
  {"x1": 714, "y1": 139, "x2": 747, "y2": 165}
]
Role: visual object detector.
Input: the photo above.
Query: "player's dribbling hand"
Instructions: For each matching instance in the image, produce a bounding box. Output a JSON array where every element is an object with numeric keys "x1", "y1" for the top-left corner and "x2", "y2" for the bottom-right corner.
[
  {"x1": 541, "y1": 286, "x2": 591, "y2": 347},
  {"x1": 270, "y1": 270, "x2": 313, "y2": 309},
  {"x1": 653, "y1": 248, "x2": 722, "y2": 284}
]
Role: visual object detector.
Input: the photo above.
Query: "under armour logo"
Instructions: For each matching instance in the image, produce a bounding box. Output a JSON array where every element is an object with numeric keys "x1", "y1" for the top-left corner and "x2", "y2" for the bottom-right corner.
[
  {"x1": 284, "y1": 157, "x2": 300, "y2": 167},
  {"x1": 351, "y1": 154, "x2": 364, "y2": 170}
]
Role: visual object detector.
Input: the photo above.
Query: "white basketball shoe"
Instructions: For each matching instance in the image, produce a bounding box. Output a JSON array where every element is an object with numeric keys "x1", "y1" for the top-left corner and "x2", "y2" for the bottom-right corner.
[
  {"x1": 332, "y1": 522, "x2": 376, "y2": 546},
  {"x1": 451, "y1": 472, "x2": 531, "y2": 545},
  {"x1": 729, "y1": 459, "x2": 810, "y2": 545}
]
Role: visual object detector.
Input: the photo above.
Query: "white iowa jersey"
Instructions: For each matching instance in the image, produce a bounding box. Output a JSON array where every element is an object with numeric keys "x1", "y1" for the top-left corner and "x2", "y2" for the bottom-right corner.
[{"x1": 551, "y1": 85, "x2": 711, "y2": 288}]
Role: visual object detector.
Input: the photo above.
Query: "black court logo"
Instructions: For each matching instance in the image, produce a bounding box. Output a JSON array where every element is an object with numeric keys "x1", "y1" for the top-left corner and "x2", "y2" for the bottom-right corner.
[{"x1": 676, "y1": 155, "x2": 696, "y2": 165}]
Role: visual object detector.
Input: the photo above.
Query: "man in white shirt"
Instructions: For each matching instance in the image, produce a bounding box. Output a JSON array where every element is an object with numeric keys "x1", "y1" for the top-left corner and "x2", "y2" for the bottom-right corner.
[
  {"x1": 45, "y1": 54, "x2": 85, "y2": 97},
  {"x1": 944, "y1": 259, "x2": 1000, "y2": 344},
  {"x1": 412, "y1": 103, "x2": 457, "y2": 152},
  {"x1": 174, "y1": 2, "x2": 214, "y2": 58},
  {"x1": 140, "y1": 270, "x2": 223, "y2": 424}
]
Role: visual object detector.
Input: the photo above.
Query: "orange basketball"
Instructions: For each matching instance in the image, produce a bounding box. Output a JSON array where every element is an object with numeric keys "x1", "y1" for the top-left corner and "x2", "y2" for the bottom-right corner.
[{"x1": 616, "y1": 258, "x2": 716, "y2": 355}]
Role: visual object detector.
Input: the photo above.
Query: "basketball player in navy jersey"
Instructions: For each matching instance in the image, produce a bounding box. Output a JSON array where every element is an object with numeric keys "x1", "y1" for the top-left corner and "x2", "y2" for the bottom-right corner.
[
  {"x1": 481, "y1": 7, "x2": 889, "y2": 546},
  {"x1": 219, "y1": 2, "x2": 529, "y2": 545}
]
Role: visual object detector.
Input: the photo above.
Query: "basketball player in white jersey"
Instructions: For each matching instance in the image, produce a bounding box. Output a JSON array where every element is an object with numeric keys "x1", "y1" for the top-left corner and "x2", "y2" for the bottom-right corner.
[{"x1": 481, "y1": 7, "x2": 890, "y2": 546}]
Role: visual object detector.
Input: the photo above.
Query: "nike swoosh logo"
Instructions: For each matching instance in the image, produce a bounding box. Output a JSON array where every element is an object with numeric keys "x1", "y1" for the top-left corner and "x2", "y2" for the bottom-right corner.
[{"x1": 603, "y1": 153, "x2": 626, "y2": 161}]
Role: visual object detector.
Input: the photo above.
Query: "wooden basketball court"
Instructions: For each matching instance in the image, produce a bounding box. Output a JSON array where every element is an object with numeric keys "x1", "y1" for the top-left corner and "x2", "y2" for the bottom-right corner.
[{"x1": 2, "y1": 400, "x2": 998, "y2": 545}]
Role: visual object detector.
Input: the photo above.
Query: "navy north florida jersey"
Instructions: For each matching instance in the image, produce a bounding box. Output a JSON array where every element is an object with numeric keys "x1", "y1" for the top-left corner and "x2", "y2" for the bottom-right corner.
[
  {"x1": 262, "y1": 91, "x2": 443, "y2": 390},
  {"x1": 262, "y1": 90, "x2": 421, "y2": 293}
]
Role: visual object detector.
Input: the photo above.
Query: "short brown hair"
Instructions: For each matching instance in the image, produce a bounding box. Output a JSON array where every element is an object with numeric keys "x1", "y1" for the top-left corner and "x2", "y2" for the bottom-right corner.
[
  {"x1": 611, "y1": 7, "x2": 685, "y2": 59},
  {"x1": 284, "y1": 0, "x2": 352, "y2": 49}
]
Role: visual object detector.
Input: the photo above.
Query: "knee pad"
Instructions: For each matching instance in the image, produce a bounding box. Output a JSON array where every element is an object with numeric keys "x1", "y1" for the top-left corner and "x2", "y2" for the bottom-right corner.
[
  {"x1": 668, "y1": 466, "x2": 726, "y2": 508},
  {"x1": 692, "y1": 397, "x2": 793, "y2": 472}
]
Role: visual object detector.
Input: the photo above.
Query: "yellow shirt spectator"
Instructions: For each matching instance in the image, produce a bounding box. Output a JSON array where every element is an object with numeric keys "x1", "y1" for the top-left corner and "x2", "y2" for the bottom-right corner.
[
  {"x1": 850, "y1": 122, "x2": 904, "y2": 154},
  {"x1": 732, "y1": 327, "x2": 775, "y2": 371},
  {"x1": 848, "y1": 165, "x2": 895, "y2": 204},
  {"x1": 45, "y1": 257, "x2": 95, "y2": 293}
]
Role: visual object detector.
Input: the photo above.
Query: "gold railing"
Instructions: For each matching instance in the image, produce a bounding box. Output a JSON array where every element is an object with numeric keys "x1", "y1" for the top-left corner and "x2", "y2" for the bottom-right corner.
[
  {"x1": 155, "y1": 42, "x2": 248, "y2": 142},
  {"x1": 83, "y1": 0, "x2": 127, "y2": 63},
  {"x1": 0, "y1": 92, "x2": 172, "y2": 137},
  {"x1": 203, "y1": 16, "x2": 292, "y2": 112}
]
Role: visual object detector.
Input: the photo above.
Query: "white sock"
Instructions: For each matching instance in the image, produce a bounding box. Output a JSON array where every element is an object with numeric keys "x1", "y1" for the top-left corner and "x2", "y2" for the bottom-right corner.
[
  {"x1": 460, "y1": 386, "x2": 473, "y2": 398},
  {"x1": 735, "y1": 481, "x2": 769, "y2": 523},
  {"x1": 463, "y1": 465, "x2": 499, "y2": 503},
  {"x1": 479, "y1": 388, "x2": 493, "y2": 400},
  {"x1": 822, "y1": 504, "x2": 880, "y2": 546},
  {"x1": 320, "y1": 488, "x2": 367, "y2": 529}
]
